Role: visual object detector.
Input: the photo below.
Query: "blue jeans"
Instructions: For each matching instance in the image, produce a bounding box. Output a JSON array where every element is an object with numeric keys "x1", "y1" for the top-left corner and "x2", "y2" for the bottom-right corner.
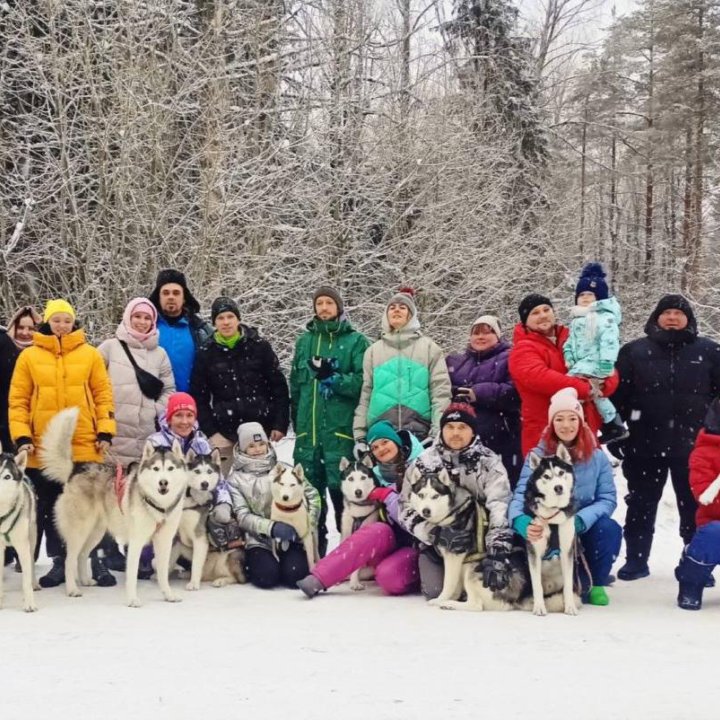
[{"x1": 579, "y1": 515, "x2": 622, "y2": 588}]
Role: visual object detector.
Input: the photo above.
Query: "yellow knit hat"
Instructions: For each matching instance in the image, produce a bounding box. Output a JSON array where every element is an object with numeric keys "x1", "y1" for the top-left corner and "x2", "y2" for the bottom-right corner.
[{"x1": 43, "y1": 299, "x2": 76, "y2": 322}]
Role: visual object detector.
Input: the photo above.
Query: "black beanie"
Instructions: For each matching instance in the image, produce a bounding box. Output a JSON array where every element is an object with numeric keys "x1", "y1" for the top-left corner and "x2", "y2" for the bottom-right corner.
[
  {"x1": 313, "y1": 286, "x2": 344, "y2": 317},
  {"x1": 211, "y1": 296, "x2": 241, "y2": 324},
  {"x1": 518, "y1": 294, "x2": 553, "y2": 325},
  {"x1": 149, "y1": 269, "x2": 201, "y2": 315},
  {"x1": 645, "y1": 294, "x2": 697, "y2": 336},
  {"x1": 440, "y1": 403, "x2": 478, "y2": 434}
]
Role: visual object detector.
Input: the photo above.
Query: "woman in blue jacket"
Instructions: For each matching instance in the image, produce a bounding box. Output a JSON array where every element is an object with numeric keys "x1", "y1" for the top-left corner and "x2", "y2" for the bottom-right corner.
[{"x1": 509, "y1": 387, "x2": 621, "y2": 605}]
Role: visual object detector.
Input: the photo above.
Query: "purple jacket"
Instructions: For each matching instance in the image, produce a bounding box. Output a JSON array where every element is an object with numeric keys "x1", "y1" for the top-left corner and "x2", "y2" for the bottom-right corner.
[{"x1": 446, "y1": 340, "x2": 521, "y2": 454}]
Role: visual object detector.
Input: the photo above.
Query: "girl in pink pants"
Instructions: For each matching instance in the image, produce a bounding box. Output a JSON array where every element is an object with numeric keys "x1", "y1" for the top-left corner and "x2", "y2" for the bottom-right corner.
[{"x1": 297, "y1": 420, "x2": 423, "y2": 597}]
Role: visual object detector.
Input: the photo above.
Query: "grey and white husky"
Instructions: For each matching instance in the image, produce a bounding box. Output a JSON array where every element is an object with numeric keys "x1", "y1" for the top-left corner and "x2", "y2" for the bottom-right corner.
[
  {"x1": 339, "y1": 456, "x2": 381, "y2": 590},
  {"x1": 0, "y1": 447, "x2": 39, "y2": 612},
  {"x1": 40, "y1": 408, "x2": 188, "y2": 608}
]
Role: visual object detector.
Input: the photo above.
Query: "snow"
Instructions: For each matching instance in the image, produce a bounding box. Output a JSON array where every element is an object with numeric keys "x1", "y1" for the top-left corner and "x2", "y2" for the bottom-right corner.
[{"x1": 1, "y1": 452, "x2": 716, "y2": 720}]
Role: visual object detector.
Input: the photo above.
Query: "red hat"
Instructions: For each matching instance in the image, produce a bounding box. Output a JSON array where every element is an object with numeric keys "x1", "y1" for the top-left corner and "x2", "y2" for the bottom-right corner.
[{"x1": 166, "y1": 392, "x2": 197, "y2": 421}]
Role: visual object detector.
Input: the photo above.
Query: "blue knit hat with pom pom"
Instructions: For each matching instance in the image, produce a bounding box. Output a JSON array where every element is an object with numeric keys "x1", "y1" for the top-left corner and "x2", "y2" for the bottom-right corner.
[{"x1": 575, "y1": 263, "x2": 609, "y2": 302}]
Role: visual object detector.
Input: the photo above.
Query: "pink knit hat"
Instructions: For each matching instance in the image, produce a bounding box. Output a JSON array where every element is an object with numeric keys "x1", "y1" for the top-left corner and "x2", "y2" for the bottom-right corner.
[
  {"x1": 122, "y1": 297, "x2": 157, "y2": 342},
  {"x1": 548, "y1": 387, "x2": 584, "y2": 423},
  {"x1": 166, "y1": 392, "x2": 197, "y2": 421}
]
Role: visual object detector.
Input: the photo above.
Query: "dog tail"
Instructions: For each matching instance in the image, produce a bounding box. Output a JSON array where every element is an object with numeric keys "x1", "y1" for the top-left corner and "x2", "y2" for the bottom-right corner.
[{"x1": 39, "y1": 407, "x2": 80, "y2": 485}]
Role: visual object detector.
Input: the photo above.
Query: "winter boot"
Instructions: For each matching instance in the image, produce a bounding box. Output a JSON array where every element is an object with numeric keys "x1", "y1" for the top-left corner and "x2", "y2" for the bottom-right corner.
[
  {"x1": 599, "y1": 415, "x2": 629, "y2": 445},
  {"x1": 705, "y1": 573, "x2": 715, "y2": 589},
  {"x1": 101, "y1": 537, "x2": 126, "y2": 572},
  {"x1": 297, "y1": 574, "x2": 325, "y2": 599},
  {"x1": 39, "y1": 556, "x2": 65, "y2": 588},
  {"x1": 675, "y1": 548, "x2": 712, "y2": 610},
  {"x1": 91, "y1": 551, "x2": 117, "y2": 587},
  {"x1": 677, "y1": 582, "x2": 703, "y2": 610},
  {"x1": 618, "y1": 535, "x2": 652, "y2": 581},
  {"x1": 617, "y1": 560, "x2": 650, "y2": 581},
  {"x1": 137, "y1": 544, "x2": 154, "y2": 580}
]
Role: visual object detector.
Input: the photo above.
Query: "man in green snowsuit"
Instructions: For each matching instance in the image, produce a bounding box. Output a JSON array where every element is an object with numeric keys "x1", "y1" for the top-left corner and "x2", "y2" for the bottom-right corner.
[{"x1": 290, "y1": 286, "x2": 370, "y2": 556}]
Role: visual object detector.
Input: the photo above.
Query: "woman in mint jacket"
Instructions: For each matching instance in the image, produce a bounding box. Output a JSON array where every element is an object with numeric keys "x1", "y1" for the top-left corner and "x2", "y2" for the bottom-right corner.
[{"x1": 353, "y1": 288, "x2": 451, "y2": 444}]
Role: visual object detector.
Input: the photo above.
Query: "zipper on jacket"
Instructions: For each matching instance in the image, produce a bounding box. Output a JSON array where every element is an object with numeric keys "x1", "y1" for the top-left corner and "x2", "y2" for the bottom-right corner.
[
  {"x1": 312, "y1": 333, "x2": 322, "y2": 446},
  {"x1": 669, "y1": 346, "x2": 676, "y2": 429}
]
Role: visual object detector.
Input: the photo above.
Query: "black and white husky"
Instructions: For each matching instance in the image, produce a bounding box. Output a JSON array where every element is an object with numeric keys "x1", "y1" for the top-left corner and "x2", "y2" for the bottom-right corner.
[
  {"x1": 0, "y1": 447, "x2": 39, "y2": 612},
  {"x1": 339, "y1": 456, "x2": 381, "y2": 590},
  {"x1": 523, "y1": 444, "x2": 578, "y2": 616},
  {"x1": 170, "y1": 449, "x2": 222, "y2": 591},
  {"x1": 40, "y1": 408, "x2": 188, "y2": 608},
  {"x1": 407, "y1": 465, "x2": 512, "y2": 611}
]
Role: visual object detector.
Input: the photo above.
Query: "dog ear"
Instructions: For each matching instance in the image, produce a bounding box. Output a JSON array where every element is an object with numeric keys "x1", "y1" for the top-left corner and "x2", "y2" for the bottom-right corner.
[
  {"x1": 293, "y1": 463, "x2": 306, "y2": 482},
  {"x1": 141, "y1": 441, "x2": 156, "y2": 462},
  {"x1": 528, "y1": 452, "x2": 542, "y2": 470},
  {"x1": 339, "y1": 457, "x2": 350, "y2": 472},
  {"x1": 436, "y1": 468, "x2": 453, "y2": 487},
  {"x1": 556, "y1": 443, "x2": 573, "y2": 465},
  {"x1": 185, "y1": 449, "x2": 196, "y2": 464},
  {"x1": 271, "y1": 463, "x2": 284, "y2": 481},
  {"x1": 210, "y1": 447, "x2": 222, "y2": 466},
  {"x1": 170, "y1": 438, "x2": 184, "y2": 462},
  {"x1": 361, "y1": 453, "x2": 374, "y2": 470},
  {"x1": 14, "y1": 449, "x2": 27, "y2": 473}
]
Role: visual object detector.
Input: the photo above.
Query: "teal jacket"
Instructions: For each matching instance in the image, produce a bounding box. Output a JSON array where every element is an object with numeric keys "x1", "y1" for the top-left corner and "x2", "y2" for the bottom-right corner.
[
  {"x1": 563, "y1": 297, "x2": 622, "y2": 378},
  {"x1": 353, "y1": 312, "x2": 451, "y2": 441},
  {"x1": 290, "y1": 317, "x2": 369, "y2": 457}
]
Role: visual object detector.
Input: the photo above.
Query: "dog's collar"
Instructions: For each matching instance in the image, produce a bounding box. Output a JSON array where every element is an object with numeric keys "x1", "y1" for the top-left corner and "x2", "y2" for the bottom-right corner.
[
  {"x1": 345, "y1": 498, "x2": 376, "y2": 508},
  {"x1": 274, "y1": 500, "x2": 303, "y2": 512},
  {"x1": 0, "y1": 484, "x2": 28, "y2": 543},
  {"x1": 141, "y1": 489, "x2": 183, "y2": 516}
]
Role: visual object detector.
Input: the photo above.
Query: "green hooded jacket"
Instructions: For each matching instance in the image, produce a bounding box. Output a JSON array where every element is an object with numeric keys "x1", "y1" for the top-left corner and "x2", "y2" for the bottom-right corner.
[{"x1": 290, "y1": 317, "x2": 369, "y2": 459}]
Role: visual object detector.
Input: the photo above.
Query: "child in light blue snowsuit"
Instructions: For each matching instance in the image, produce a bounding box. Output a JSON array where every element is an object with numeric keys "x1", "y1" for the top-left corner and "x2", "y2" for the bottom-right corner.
[{"x1": 563, "y1": 263, "x2": 628, "y2": 444}]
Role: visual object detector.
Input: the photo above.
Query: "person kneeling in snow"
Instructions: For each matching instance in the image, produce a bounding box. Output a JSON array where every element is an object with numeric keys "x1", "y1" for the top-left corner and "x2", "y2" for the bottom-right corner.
[
  {"x1": 296, "y1": 420, "x2": 423, "y2": 598},
  {"x1": 675, "y1": 399, "x2": 720, "y2": 610},
  {"x1": 225, "y1": 422, "x2": 320, "y2": 589}
]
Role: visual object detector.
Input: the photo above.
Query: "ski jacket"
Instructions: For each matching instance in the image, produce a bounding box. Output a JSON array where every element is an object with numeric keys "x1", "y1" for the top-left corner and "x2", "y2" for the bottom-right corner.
[
  {"x1": 446, "y1": 340, "x2": 521, "y2": 456},
  {"x1": 157, "y1": 311, "x2": 213, "y2": 393},
  {"x1": 509, "y1": 323, "x2": 619, "y2": 455},
  {"x1": 290, "y1": 317, "x2": 369, "y2": 459},
  {"x1": 398, "y1": 436, "x2": 511, "y2": 551},
  {"x1": 98, "y1": 324, "x2": 175, "y2": 467},
  {"x1": 190, "y1": 325, "x2": 290, "y2": 441},
  {"x1": 611, "y1": 300, "x2": 720, "y2": 459},
  {"x1": 9, "y1": 328, "x2": 116, "y2": 468},
  {"x1": 353, "y1": 313, "x2": 451, "y2": 441},
  {"x1": 509, "y1": 444, "x2": 617, "y2": 532},
  {"x1": 563, "y1": 296, "x2": 622, "y2": 378},
  {"x1": 689, "y1": 430, "x2": 720, "y2": 528}
]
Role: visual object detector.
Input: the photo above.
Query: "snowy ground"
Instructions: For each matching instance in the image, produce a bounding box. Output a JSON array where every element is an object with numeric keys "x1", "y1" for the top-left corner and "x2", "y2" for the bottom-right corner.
[{"x1": 1, "y1": 448, "x2": 715, "y2": 720}]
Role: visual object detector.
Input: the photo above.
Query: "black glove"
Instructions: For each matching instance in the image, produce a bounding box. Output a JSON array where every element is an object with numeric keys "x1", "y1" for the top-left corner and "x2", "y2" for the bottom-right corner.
[
  {"x1": 432, "y1": 526, "x2": 475, "y2": 554},
  {"x1": 480, "y1": 550, "x2": 512, "y2": 592},
  {"x1": 307, "y1": 356, "x2": 337, "y2": 381},
  {"x1": 272, "y1": 521, "x2": 299, "y2": 543},
  {"x1": 607, "y1": 439, "x2": 627, "y2": 460}
]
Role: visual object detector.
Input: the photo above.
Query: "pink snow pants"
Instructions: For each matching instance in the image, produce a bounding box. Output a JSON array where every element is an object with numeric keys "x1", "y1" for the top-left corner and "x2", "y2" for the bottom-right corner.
[{"x1": 312, "y1": 522, "x2": 420, "y2": 596}]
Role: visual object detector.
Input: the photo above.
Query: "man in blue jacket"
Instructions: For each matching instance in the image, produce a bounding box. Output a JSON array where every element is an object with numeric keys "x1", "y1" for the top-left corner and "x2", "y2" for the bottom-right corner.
[{"x1": 149, "y1": 269, "x2": 213, "y2": 392}]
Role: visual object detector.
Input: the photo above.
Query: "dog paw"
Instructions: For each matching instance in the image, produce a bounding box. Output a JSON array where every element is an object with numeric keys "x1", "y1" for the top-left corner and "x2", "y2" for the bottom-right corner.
[
  {"x1": 128, "y1": 598, "x2": 142, "y2": 608},
  {"x1": 212, "y1": 578, "x2": 231, "y2": 588},
  {"x1": 564, "y1": 603, "x2": 579, "y2": 616},
  {"x1": 164, "y1": 592, "x2": 182, "y2": 603},
  {"x1": 532, "y1": 603, "x2": 547, "y2": 616},
  {"x1": 185, "y1": 581, "x2": 200, "y2": 591},
  {"x1": 349, "y1": 582, "x2": 365, "y2": 592},
  {"x1": 67, "y1": 589, "x2": 83, "y2": 598},
  {"x1": 427, "y1": 597, "x2": 451, "y2": 607},
  {"x1": 32, "y1": 582, "x2": 41, "y2": 591},
  {"x1": 23, "y1": 602, "x2": 39, "y2": 613}
]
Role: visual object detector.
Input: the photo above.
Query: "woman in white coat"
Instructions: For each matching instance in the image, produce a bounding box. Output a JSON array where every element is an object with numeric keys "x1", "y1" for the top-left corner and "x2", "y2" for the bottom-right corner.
[{"x1": 98, "y1": 297, "x2": 175, "y2": 468}]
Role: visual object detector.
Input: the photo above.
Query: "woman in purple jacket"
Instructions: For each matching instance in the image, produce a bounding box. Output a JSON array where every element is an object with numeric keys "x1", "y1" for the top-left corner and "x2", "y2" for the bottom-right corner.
[{"x1": 446, "y1": 315, "x2": 522, "y2": 487}]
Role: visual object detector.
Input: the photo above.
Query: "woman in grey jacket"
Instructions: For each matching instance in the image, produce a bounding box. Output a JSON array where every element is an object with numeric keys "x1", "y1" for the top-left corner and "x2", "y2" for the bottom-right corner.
[
  {"x1": 226, "y1": 423, "x2": 321, "y2": 589},
  {"x1": 98, "y1": 297, "x2": 175, "y2": 468}
]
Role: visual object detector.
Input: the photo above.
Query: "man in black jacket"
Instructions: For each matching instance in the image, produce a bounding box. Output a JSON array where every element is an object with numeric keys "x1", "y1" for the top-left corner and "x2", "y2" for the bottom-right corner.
[
  {"x1": 190, "y1": 297, "x2": 290, "y2": 474},
  {"x1": 612, "y1": 295, "x2": 720, "y2": 580},
  {"x1": 149, "y1": 269, "x2": 213, "y2": 393}
]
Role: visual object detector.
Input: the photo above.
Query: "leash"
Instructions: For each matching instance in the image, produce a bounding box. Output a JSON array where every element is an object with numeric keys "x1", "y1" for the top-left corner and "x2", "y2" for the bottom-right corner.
[{"x1": 573, "y1": 537, "x2": 594, "y2": 595}]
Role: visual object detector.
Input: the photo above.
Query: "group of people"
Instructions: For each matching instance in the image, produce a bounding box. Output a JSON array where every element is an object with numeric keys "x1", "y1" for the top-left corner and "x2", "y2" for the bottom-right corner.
[{"x1": 1, "y1": 262, "x2": 719, "y2": 611}]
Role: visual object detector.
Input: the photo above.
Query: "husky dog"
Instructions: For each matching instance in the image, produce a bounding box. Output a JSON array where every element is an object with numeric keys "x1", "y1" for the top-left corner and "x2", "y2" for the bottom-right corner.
[
  {"x1": 339, "y1": 456, "x2": 381, "y2": 591},
  {"x1": 408, "y1": 465, "x2": 512, "y2": 611},
  {"x1": 270, "y1": 463, "x2": 317, "y2": 570},
  {"x1": 0, "y1": 447, "x2": 39, "y2": 612},
  {"x1": 199, "y1": 547, "x2": 246, "y2": 588},
  {"x1": 170, "y1": 449, "x2": 222, "y2": 591},
  {"x1": 523, "y1": 444, "x2": 578, "y2": 616},
  {"x1": 40, "y1": 408, "x2": 188, "y2": 608}
]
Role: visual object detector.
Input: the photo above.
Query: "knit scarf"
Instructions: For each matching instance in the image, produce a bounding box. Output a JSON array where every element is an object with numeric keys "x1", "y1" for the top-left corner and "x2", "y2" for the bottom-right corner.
[{"x1": 214, "y1": 331, "x2": 242, "y2": 349}]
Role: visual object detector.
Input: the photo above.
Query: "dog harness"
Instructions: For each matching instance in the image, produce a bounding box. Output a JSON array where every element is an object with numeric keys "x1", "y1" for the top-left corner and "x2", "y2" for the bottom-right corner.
[{"x1": 0, "y1": 480, "x2": 31, "y2": 545}]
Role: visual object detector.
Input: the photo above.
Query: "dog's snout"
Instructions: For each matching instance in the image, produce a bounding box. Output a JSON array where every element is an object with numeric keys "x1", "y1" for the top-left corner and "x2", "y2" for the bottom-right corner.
[
  {"x1": 421, "y1": 507, "x2": 431, "y2": 518},
  {"x1": 282, "y1": 494, "x2": 290, "y2": 502},
  {"x1": 159, "y1": 479, "x2": 168, "y2": 489},
  {"x1": 200, "y1": 481, "x2": 209, "y2": 491},
  {"x1": 554, "y1": 484, "x2": 564, "y2": 495},
  {"x1": 354, "y1": 488, "x2": 363, "y2": 498}
]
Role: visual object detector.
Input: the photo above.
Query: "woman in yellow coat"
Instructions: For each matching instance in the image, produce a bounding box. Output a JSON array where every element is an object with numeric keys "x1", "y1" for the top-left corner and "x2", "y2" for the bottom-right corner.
[{"x1": 9, "y1": 299, "x2": 116, "y2": 588}]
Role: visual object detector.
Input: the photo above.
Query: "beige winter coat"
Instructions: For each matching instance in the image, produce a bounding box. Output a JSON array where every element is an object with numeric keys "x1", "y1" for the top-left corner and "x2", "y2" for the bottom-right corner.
[{"x1": 98, "y1": 324, "x2": 175, "y2": 467}]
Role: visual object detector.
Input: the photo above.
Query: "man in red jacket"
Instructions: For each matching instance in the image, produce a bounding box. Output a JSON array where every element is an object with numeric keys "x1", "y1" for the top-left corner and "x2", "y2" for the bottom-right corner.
[
  {"x1": 509, "y1": 294, "x2": 619, "y2": 456},
  {"x1": 675, "y1": 399, "x2": 720, "y2": 610}
]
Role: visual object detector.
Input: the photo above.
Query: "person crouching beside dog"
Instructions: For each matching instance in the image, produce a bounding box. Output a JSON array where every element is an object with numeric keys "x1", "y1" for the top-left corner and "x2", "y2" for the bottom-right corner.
[
  {"x1": 674, "y1": 399, "x2": 720, "y2": 610},
  {"x1": 224, "y1": 422, "x2": 320, "y2": 589},
  {"x1": 509, "y1": 388, "x2": 621, "y2": 606},
  {"x1": 145, "y1": 392, "x2": 231, "y2": 576},
  {"x1": 398, "y1": 403, "x2": 516, "y2": 600},
  {"x1": 296, "y1": 420, "x2": 424, "y2": 598},
  {"x1": 8, "y1": 299, "x2": 116, "y2": 589}
]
